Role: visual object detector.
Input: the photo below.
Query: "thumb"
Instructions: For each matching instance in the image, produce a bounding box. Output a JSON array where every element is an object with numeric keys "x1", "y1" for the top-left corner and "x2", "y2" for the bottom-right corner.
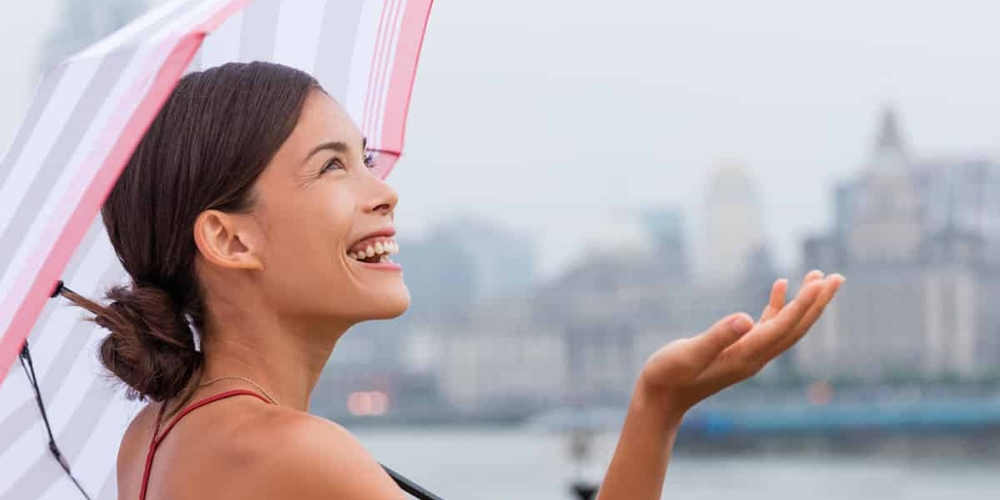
[{"x1": 690, "y1": 312, "x2": 754, "y2": 367}]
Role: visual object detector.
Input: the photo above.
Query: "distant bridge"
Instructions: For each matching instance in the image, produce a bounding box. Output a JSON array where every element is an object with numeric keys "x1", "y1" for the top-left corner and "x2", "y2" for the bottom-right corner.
[{"x1": 682, "y1": 399, "x2": 1000, "y2": 437}]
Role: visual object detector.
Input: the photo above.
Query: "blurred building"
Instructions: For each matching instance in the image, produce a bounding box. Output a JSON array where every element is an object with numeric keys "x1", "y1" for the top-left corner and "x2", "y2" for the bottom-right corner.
[
  {"x1": 410, "y1": 211, "x2": 661, "y2": 414},
  {"x1": 393, "y1": 218, "x2": 537, "y2": 314},
  {"x1": 799, "y1": 108, "x2": 1000, "y2": 381},
  {"x1": 702, "y1": 164, "x2": 766, "y2": 286},
  {"x1": 400, "y1": 208, "x2": 783, "y2": 415},
  {"x1": 580, "y1": 208, "x2": 652, "y2": 259},
  {"x1": 364, "y1": 199, "x2": 804, "y2": 416},
  {"x1": 439, "y1": 218, "x2": 538, "y2": 299},
  {"x1": 640, "y1": 207, "x2": 690, "y2": 281},
  {"x1": 406, "y1": 302, "x2": 568, "y2": 416}
]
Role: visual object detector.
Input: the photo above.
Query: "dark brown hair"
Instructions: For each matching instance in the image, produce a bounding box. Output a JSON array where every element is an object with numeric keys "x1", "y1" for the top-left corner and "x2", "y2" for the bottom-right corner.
[{"x1": 64, "y1": 62, "x2": 320, "y2": 402}]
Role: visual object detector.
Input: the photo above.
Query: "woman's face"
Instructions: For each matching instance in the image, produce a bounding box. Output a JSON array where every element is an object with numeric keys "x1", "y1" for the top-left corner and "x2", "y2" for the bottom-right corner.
[{"x1": 245, "y1": 90, "x2": 409, "y2": 324}]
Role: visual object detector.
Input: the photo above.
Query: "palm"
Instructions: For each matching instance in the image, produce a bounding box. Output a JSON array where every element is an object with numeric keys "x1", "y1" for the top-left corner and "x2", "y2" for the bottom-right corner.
[{"x1": 639, "y1": 271, "x2": 844, "y2": 414}]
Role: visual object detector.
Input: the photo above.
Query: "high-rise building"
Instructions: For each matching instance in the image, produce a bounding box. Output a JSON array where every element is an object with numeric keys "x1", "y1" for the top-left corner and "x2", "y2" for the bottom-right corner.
[
  {"x1": 640, "y1": 207, "x2": 690, "y2": 281},
  {"x1": 390, "y1": 218, "x2": 537, "y2": 314},
  {"x1": 581, "y1": 208, "x2": 652, "y2": 258},
  {"x1": 427, "y1": 218, "x2": 537, "y2": 301},
  {"x1": 702, "y1": 164, "x2": 765, "y2": 286},
  {"x1": 846, "y1": 109, "x2": 923, "y2": 264}
]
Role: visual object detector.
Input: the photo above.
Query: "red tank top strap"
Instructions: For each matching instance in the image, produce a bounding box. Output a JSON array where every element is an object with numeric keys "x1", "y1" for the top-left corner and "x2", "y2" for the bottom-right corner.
[{"x1": 138, "y1": 389, "x2": 273, "y2": 500}]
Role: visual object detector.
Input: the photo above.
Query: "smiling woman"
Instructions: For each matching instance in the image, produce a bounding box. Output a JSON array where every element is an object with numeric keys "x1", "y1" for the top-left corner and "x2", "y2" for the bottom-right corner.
[
  {"x1": 60, "y1": 61, "x2": 413, "y2": 500},
  {"x1": 53, "y1": 60, "x2": 842, "y2": 500}
]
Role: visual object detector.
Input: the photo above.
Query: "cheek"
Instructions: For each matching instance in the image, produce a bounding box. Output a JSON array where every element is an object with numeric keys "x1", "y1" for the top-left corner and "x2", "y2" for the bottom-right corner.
[
  {"x1": 254, "y1": 181, "x2": 409, "y2": 320},
  {"x1": 258, "y1": 188, "x2": 357, "y2": 295}
]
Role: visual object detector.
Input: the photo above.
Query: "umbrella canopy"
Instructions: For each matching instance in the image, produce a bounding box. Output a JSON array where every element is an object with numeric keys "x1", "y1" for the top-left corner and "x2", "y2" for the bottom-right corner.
[{"x1": 0, "y1": 0, "x2": 434, "y2": 498}]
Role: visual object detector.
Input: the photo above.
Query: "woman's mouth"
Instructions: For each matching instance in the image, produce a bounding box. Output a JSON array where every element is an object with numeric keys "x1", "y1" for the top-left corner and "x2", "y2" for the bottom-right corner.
[{"x1": 347, "y1": 236, "x2": 399, "y2": 264}]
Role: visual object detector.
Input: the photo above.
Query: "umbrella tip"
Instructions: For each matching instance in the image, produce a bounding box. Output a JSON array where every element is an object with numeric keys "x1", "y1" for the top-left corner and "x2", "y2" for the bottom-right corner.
[{"x1": 50, "y1": 280, "x2": 65, "y2": 298}]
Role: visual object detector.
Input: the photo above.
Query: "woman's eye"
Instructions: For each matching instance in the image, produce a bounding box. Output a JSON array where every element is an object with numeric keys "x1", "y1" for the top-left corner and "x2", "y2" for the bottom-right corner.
[
  {"x1": 321, "y1": 158, "x2": 345, "y2": 173},
  {"x1": 364, "y1": 152, "x2": 376, "y2": 169}
]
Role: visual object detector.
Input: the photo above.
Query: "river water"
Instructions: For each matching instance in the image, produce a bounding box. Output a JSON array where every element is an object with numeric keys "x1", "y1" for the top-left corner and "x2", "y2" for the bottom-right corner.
[{"x1": 352, "y1": 427, "x2": 999, "y2": 500}]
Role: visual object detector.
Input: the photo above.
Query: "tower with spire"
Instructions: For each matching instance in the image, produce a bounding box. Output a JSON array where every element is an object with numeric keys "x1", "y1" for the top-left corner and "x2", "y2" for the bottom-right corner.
[
  {"x1": 846, "y1": 107, "x2": 923, "y2": 264},
  {"x1": 797, "y1": 107, "x2": 1000, "y2": 381}
]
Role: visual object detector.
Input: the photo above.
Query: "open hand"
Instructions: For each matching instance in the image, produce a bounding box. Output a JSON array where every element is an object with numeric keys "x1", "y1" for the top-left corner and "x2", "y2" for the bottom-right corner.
[{"x1": 636, "y1": 270, "x2": 844, "y2": 419}]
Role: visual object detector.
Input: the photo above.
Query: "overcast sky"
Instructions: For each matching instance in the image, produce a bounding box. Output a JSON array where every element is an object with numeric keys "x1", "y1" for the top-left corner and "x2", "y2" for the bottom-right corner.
[{"x1": 3, "y1": 0, "x2": 1000, "y2": 279}]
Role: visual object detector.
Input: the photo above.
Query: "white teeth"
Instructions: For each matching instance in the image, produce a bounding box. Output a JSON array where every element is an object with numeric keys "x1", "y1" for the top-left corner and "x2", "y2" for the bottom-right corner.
[
  {"x1": 348, "y1": 240, "x2": 399, "y2": 262},
  {"x1": 379, "y1": 255, "x2": 388, "y2": 263}
]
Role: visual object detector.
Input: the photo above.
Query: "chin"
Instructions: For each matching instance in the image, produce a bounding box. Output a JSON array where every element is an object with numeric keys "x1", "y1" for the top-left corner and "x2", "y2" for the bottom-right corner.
[{"x1": 363, "y1": 286, "x2": 411, "y2": 320}]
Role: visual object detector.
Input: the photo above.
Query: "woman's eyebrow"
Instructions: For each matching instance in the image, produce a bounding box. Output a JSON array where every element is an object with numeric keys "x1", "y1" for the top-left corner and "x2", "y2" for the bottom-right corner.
[{"x1": 303, "y1": 141, "x2": 350, "y2": 163}]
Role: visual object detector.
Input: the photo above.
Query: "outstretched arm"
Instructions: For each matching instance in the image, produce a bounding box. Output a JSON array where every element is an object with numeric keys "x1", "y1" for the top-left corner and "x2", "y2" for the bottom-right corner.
[{"x1": 596, "y1": 271, "x2": 843, "y2": 500}]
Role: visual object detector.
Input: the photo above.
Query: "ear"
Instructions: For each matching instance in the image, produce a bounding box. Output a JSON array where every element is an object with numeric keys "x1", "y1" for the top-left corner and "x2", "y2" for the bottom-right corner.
[{"x1": 193, "y1": 209, "x2": 265, "y2": 271}]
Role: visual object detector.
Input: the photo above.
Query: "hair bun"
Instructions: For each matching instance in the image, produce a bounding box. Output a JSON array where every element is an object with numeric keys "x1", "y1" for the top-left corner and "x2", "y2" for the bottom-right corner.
[{"x1": 72, "y1": 284, "x2": 203, "y2": 401}]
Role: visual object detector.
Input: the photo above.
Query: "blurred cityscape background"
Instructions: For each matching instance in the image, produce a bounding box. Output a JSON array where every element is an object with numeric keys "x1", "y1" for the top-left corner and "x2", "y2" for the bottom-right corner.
[{"x1": 4, "y1": 0, "x2": 1000, "y2": 499}]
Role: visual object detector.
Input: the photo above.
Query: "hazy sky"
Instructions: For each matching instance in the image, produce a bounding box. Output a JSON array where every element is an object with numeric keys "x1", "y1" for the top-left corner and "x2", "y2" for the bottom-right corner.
[
  {"x1": 3, "y1": 0, "x2": 1000, "y2": 279},
  {"x1": 0, "y1": 2, "x2": 57, "y2": 145}
]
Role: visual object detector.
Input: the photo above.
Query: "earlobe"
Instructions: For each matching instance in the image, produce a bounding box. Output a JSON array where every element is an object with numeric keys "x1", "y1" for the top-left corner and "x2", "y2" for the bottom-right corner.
[{"x1": 192, "y1": 210, "x2": 265, "y2": 271}]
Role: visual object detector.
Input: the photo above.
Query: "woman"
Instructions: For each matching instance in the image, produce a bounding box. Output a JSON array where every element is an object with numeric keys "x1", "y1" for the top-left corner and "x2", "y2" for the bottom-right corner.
[{"x1": 63, "y1": 61, "x2": 843, "y2": 500}]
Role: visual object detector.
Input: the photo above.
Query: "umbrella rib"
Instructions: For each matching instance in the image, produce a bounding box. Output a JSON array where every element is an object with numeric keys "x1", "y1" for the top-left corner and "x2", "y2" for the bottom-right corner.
[
  {"x1": 19, "y1": 341, "x2": 94, "y2": 500},
  {"x1": 382, "y1": 464, "x2": 448, "y2": 500}
]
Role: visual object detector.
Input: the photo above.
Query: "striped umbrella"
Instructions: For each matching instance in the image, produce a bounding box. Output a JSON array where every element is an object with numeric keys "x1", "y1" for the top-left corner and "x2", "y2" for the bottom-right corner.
[{"x1": 0, "y1": 0, "x2": 436, "y2": 499}]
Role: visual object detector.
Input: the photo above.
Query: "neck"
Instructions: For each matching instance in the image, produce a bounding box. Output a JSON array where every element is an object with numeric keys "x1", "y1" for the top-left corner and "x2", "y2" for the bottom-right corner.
[{"x1": 199, "y1": 297, "x2": 350, "y2": 412}]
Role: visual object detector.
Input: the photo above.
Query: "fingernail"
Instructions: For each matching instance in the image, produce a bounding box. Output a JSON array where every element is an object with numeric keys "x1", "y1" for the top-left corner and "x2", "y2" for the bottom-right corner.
[{"x1": 730, "y1": 315, "x2": 753, "y2": 334}]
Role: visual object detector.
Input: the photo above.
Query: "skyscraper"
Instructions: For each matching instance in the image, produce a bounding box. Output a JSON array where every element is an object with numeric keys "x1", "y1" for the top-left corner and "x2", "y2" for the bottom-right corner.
[
  {"x1": 702, "y1": 164, "x2": 765, "y2": 286},
  {"x1": 846, "y1": 108, "x2": 923, "y2": 264},
  {"x1": 640, "y1": 207, "x2": 689, "y2": 281}
]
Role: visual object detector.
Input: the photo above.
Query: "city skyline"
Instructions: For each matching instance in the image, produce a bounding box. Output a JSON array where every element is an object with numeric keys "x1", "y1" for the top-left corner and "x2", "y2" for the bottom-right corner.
[{"x1": 319, "y1": 106, "x2": 1000, "y2": 420}]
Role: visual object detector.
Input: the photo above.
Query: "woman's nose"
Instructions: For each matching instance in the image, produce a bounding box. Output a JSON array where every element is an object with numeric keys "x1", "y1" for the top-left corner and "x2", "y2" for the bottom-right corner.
[{"x1": 364, "y1": 172, "x2": 399, "y2": 215}]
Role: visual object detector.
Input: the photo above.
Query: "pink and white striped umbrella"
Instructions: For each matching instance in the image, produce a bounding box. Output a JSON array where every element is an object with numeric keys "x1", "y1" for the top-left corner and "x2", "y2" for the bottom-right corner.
[{"x1": 0, "y1": 0, "x2": 434, "y2": 498}]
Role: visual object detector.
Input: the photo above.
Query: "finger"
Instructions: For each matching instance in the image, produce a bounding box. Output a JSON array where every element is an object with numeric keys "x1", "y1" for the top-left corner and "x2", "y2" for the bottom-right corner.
[
  {"x1": 760, "y1": 271, "x2": 820, "y2": 324},
  {"x1": 758, "y1": 279, "x2": 788, "y2": 324},
  {"x1": 802, "y1": 269, "x2": 824, "y2": 287},
  {"x1": 725, "y1": 279, "x2": 823, "y2": 363},
  {"x1": 688, "y1": 312, "x2": 755, "y2": 368},
  {"x1": 764, "y1": 274, "x2": 845, "y2": 359},
  {"x1": 786, "y1": 270, "x2": 824, "y2": 316}
]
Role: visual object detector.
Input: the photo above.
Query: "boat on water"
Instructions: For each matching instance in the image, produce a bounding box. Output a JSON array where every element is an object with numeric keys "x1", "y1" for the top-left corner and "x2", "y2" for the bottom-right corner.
[{"x1": 525, "y1": 407, "x2": 625, "y2": 499}]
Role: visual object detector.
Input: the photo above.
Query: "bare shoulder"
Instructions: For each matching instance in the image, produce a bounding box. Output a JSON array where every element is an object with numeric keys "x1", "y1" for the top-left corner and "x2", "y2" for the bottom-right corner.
[
  {"x1": 119, "y1": 403, "x2": 155, "y2": 459},
  {"x1": 115, "y1": 403, "x2": 161, "y2": 497},
  {"x1": 240, "y1": 410, "x2": 402, "y2": 500}
]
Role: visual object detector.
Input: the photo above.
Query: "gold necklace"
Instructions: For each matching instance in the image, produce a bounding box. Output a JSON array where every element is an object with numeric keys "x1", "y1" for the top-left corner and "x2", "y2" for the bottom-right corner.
[{"x1": 198, "y1": 375, "x2": 279, "y2": 405}]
